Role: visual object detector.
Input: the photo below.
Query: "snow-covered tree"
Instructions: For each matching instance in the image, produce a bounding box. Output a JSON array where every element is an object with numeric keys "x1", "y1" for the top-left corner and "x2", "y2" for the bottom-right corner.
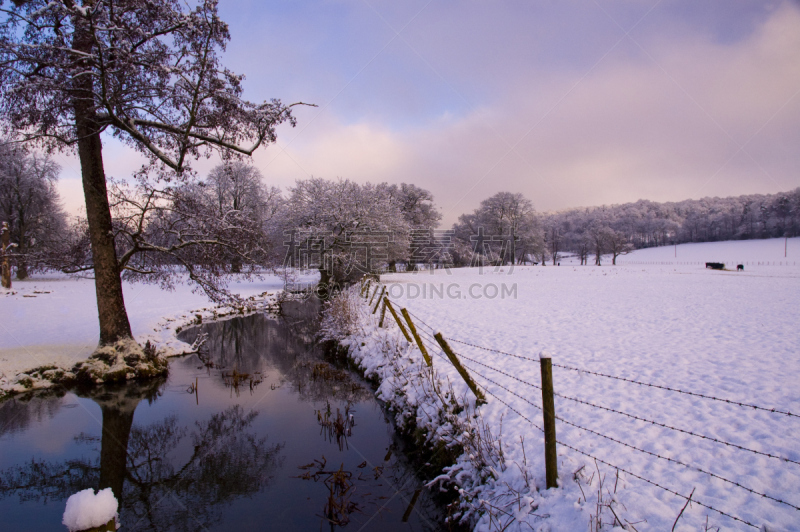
[
  {"x1": 286, "y1": 178, "x2": 410, "y2": 285},
  {"x1": 0, "y1": 0, "x2": 305, "y2": 347},
  {"x1": 536, "y1": 187, "x2": 800, "y2": 261},
  {"x1": 382, "y1": 183, "x2": 441, "y2": 270},
  {"x1": 205, "y1": 161, "x2": 283, "y2": 272},
  {"x1": 59, "y1": 170, "x2": 282, "y2": 304},
  {"x1": 0, "y1": 145, "x2": 68, "y2": 278},
  {"x1": 452, "y1": 191, "x2": 542, "y2": 266}
]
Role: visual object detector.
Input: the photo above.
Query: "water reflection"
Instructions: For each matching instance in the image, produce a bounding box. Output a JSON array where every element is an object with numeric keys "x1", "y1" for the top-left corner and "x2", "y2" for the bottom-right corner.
[
  {"x1": 0, "y1": 379, "x2": 282, "y2": 531},
  {"x1": 1, "y1": 301, "x2": 445, "y2": 531},
  {"x1": 0, "y1": 390, "x2": 68, "y2": 437},
  {"x1": 181, "y1": 299, "x2": 323, "y2": 376},
  {"x1": 180, "y1": 309, "x2": 373, "y2": 405}
]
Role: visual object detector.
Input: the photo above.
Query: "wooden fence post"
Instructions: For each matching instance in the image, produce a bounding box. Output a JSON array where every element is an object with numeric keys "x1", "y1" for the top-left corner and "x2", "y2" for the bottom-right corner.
[
  {"x1": 368, "y1": 284, "x2": 380, "y2": 306},
  {"x1": 540, "y1": 354, "x2": 558, "y2": 489},
  {"x1": 372, "y1": 286, "x2": 386, "y2": 314},
  {"x1": 400, "y1": 308, "x2": 432, "y2": 367},
  {"x1": 433, "y1": 333, "x2": 486, "y2": 405},
  {"x1": 384, "y1": 298, "x2": 412, "y2": 342},
  {"x1": 378, "y1": 298, "x2": 388, "y2": 328},
  {"x1": 1, "y1": 221, "x2": 11, "y2": 289},
  {"x1": 362, "y1": 279, "x2": 371, "y2": 299}
]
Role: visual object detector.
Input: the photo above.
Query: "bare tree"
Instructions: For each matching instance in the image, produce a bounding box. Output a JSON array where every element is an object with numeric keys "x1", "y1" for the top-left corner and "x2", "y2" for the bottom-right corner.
[
  {"x1": 588, "y1": 222, "x2": 607, "y2": 266},
  {"x1": 546, "y1": 220, "x2": 563, "y2": 265},
  {"x1": 0, "y1": 1, "x2": 307, "y2": 348},
  {"x1": 605, "y1": 228, "x2": 633, "y2": 265}
]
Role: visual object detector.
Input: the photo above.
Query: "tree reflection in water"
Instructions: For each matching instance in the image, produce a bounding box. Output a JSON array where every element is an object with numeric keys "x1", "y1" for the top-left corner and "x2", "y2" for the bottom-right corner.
[
  {"x1": 181, "y1": 306, "x2": 373, "y2": 405},
  {"x1": 0, "y1": 389, "x2": 68, "y2": 438},
  {"x1": 0, "y1": 379, "x2": 283, "y2": 531},
  {"x1": 2, "y1": 300, "x2": 447, "y2": 531}
]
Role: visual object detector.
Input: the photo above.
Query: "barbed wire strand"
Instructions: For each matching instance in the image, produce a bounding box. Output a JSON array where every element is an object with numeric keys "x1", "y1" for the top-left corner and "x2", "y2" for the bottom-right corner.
[
  {"x1": 417, "y1": 331, "x2": 800, "y2": 513},
  {"x1": 551, "y1": 362, "x2": 800, "y2": 419},
  {"x1": 452, "y1": 349, "x2": 800, "y2": 468},
  {"x1": 446, "y1": 337, "x2": 799, "y2": 419},
  {"x1": 472, "y1": 373, "x2": 760, "y2": 529},
  {"x1": 447, "y1": 337, "x2": 545, "y2": 364},
  {"x1": 402, "y1": 305, "x2": 437, "y2": 334},
  {"x1": 390, "y1": 304, "x2": 799, "y2": 467},
  {"x1": 472, "y1": 364, "x2": 800, "y2": 512},
  {"x1": 551, "y1": 391, "x2": 800, "y2": 467}
]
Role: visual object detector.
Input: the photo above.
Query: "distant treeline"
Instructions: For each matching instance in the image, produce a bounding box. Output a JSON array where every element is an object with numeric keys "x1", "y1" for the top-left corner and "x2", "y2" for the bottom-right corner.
[
  {"x1": 446, "y1": 188, "x2": 800, "y2": 267},
  {"x1": 3, "y1": 140, "x2": 798, "y2": 277},
  {"x1": 534, "y1": 187, "x2": 800, "y2": 264}
]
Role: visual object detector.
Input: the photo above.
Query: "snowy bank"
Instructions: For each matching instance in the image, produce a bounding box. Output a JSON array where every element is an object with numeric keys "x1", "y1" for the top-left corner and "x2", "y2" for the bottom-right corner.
[
  {"x1": 0, "y1": 270, "x2": 319, "y2": 397},
  {"x1": 322, "y1": 284, "x2": 586, "y2": 532}
]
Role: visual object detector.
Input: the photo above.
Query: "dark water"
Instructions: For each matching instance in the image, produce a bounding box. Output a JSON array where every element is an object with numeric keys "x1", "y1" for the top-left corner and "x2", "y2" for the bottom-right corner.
[{"x1": 0, "y1": 300, "x2": 443, "y2": 531}]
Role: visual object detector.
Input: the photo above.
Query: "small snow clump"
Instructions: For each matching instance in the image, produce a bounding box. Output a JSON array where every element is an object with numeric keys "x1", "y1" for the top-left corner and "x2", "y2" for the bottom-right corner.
[{"x1": 62, "y1": 488, "x2": 118, "y2": 532}]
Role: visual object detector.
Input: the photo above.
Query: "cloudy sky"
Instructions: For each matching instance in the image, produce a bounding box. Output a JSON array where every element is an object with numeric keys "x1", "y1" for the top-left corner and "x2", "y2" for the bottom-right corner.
[{"x1": 56, "y1": 0, "x2": 800, "y2": 225}]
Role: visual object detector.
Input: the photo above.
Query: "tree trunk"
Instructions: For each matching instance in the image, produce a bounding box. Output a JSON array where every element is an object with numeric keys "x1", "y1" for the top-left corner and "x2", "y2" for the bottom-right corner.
[
  {"x1": 15, "y1": 261, "x2": 28, "y2": 280},
  {"x1": 98, "y1": 403, "x2": 135, "y2": 501},
  {"x1": 75, "y1": 120, "x2": 133, "y2": 345},
  {"x1": 73, "y1": 10, "x2": 133, "y2": 346},
  {"x1": 1, "y1": 222, "x2": 10, "y2": 288},
  {"x1": 318, "y1": 267, "x2": 331, "y2": 288},
  {"x1": 16, "y1": 224, "x2": 28, "y2": 279}
]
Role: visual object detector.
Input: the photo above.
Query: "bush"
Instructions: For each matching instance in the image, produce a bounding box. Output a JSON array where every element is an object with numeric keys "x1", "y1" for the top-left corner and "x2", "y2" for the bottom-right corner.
[{"x1": 318, "y1": 289, "x2": 363, "y2": 341}]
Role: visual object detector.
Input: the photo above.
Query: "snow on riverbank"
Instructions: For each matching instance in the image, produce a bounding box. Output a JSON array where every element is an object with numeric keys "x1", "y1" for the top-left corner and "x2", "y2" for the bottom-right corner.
[
  {"x1": 0, "y1": 271, "x2": 319, "y2": 395},
  {"x1": 333, "y1": 238, "x2": 800, "y2": 531}
]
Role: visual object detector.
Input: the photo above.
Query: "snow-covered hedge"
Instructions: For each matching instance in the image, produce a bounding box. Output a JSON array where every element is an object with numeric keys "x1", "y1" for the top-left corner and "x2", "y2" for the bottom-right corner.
[{"x1": 320, "y1": 285, "x2": 571, "y2": 531}]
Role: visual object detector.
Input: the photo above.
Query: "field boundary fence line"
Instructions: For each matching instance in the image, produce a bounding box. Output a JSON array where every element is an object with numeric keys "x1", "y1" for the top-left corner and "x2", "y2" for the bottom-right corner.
[
  {"x1": 441, "y1": 342, "x2": 800, "y2": 466},
  {"x1": 453, "y1": 355, "x2": 800, "y2": 512},
  {"x1": 441, "y1": 336, "x2": 799, "y2": 419},
  {"x1": 451, "y1": 360, "x2": 763, "y2": 530},
  {"x1": 357, "y1": 279, "x2": 796, "y2": 530}
]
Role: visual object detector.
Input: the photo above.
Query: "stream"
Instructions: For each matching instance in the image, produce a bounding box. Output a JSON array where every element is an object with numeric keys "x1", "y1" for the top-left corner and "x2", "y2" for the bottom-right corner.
[{"x1": 0, "y1": 299, "x2": 444, "y2": 531}]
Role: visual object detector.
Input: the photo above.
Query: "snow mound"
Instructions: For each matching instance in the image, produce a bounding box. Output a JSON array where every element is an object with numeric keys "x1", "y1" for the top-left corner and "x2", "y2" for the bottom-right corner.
[
  {"x1": 71, "y1": 338, "x2": 169, "y2": 384},
  {"x1": 0, "y1": 339, "x2": 169, "y2": 398},
  {"x1": 62, "y1": 488, "x2": 118, "y2": 532}
]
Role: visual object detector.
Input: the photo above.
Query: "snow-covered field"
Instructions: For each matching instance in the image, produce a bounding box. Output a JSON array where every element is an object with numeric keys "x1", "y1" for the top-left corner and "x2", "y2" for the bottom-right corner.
[
  {"x1": 0, "y1": 271, "x2": 318, "y2": 392},
  {"x1": 616, "y1": 236, "x2": 797, "y2": 266},
  {"x1": 353, "y1": 237, "x2": 800, "y2": 531}
]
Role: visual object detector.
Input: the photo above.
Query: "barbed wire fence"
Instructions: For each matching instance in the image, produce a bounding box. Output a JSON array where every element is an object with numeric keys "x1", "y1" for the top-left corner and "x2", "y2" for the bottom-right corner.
[{"x1": 354, "y1": 279, "x2": 799, "y2": 530}]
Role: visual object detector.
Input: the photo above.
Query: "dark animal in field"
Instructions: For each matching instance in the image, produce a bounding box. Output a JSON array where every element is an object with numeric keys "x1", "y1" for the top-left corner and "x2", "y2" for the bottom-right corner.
[
  {"x1": 737, "y1": 264, "x2": 744, "y2": 271},
  {"x1": 705, "y1": 262, "x2": 725, "y2": 270}
]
